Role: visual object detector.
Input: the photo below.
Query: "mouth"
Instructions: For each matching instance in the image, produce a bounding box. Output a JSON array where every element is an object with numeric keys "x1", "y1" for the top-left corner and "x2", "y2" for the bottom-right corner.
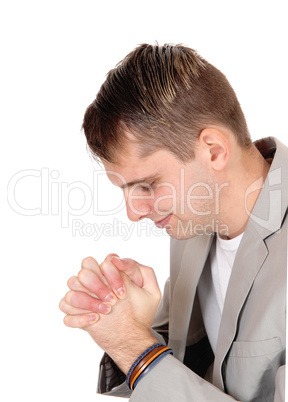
[{"x1": 154, "y1": 214, "x2": 172, "y2": 228}]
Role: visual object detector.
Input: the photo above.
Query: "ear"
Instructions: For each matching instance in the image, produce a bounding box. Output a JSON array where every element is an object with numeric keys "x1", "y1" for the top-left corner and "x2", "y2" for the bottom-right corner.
[{"x1": 198, "y1": 128, "x2": 230, "y2": 170}]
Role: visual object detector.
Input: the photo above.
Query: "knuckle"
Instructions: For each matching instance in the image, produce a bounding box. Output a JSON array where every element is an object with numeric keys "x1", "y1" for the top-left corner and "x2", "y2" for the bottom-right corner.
[
  {"x1": 93, "y1": 284, "x2": 108, "y2": 300},
  {"x1": 67, "y1": 276, "x2": 77, "y2": 288},
  {"x1": 100, "y1": 260, "x2": 110, "y2": 272},
  {"x1": 88, "y1": 299, "x2": 99, "y2": 312},
  {"x1": 105, "y1": 253, "x2": 119, "y2": 261},
  {"x1": 79, "y1": 315, "x2": 87, "y2": 327},
  {"x1": 81, "y1": 256, "x2": 96, "y2": 269},
  {"x1": 78, "y1": 268, "x2": 95, "y2": 285},
  {"x1": 59, "y1": 298, "x2": 65, "y2": 311},
  {"x1": 122, "y1": 257, "x2": 132, "y2": 264},
  {"x1": 63, "y1": 315, "x2": 72, "y2": 327},
  {"x1": 65, "y1": 290, "x2": 74, "y2": 304},
  {"x1": 144, "y1": 265, "x2": 154, "y2": 274},
  {"x1": 78, "y1": 268, "x2": 87, "y2": 281}
]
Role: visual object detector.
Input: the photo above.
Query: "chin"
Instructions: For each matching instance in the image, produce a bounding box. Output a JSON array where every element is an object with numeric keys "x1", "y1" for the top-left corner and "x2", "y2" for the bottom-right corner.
[
  {"x1": 169, "y1": 232, "x2": 197, "y2": 240},
  {"x1": 165, "y1": 218, "x2": 215, "y2": 240},
  {"x1": 164, "y1": 224, "x2": 198, "y2": 240}
]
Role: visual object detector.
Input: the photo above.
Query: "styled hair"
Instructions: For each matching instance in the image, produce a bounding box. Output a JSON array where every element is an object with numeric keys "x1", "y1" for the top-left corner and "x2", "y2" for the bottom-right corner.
[{"x1": 82, "y1": 43, "x2": 251, "y2": 163}]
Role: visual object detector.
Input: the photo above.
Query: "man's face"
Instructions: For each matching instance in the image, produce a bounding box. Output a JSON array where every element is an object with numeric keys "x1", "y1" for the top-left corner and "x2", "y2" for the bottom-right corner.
[{"x1": 103, "y1": 141, "x2": 224, "y2": 239}]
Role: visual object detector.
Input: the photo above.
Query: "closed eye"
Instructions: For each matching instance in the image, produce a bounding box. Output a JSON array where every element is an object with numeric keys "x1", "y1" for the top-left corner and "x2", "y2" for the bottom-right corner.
[{"x1": 139, "y1": 181, "x2": 155, "y2": 192}]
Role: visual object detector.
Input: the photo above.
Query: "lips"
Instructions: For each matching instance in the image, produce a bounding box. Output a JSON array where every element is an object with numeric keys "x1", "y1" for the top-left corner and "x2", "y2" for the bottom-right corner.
[{"x1": 155, "y1": 214, "x2": 172, "y2": 228}]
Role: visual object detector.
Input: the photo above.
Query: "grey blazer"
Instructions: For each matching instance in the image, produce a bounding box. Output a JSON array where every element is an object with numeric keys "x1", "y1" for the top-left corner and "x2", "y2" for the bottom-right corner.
[{"x1": 100, "y1": 137, "x2": 287, "y2": 401}]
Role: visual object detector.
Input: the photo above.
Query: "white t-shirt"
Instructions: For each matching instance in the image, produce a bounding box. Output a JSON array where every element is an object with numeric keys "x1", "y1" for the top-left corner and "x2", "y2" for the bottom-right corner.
[{"x1": 198, "y1": 233, "x2": 243, "y2": 352}]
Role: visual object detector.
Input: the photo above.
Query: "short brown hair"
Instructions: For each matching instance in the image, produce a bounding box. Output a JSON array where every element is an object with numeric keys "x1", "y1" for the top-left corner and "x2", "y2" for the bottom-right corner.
[{"x1": 82, "y1": 43, "x2": 251, "y2": 163}]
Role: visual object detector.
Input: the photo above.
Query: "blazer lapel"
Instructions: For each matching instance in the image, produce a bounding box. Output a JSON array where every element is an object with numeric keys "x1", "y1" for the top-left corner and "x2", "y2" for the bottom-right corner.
[
  {"x1": 169, "y1": 234, "x2": 213, "y2": 361},
  {"x1": 213, "y1": 227, "x2": 268, "y2": 390}
]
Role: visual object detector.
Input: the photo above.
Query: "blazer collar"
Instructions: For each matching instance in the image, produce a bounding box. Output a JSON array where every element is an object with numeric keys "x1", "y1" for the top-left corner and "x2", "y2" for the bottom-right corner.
[{"x1": 245, "y1": 137, "x2": 288, "y2": 239}]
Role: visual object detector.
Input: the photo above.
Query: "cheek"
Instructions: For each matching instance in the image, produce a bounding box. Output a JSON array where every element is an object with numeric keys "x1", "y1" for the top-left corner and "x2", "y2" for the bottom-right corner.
[
  {"x1": 184, "y1": 180, "x2": 215, "y2": 216},
  {"x1": 152, "y1": 189, "x2": 177, "y2": 214}
]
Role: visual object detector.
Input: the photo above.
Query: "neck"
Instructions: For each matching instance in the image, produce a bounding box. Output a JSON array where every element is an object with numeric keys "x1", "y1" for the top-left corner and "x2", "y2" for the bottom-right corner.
[{"x1": 217, "y1": 145, "x2": 271, "y2": 239}]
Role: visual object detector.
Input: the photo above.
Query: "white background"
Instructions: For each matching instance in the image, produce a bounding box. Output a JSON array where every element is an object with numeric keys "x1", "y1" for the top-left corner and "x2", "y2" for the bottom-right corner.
[{"x1": 1, "y1": 1, "x2": 287, "y2": 401}]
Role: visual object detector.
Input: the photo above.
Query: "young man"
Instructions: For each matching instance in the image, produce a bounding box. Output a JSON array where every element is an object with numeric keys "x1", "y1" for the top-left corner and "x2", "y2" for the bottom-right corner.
[{"x1": 59, "y1": 44, "x2": 287, "y2": 401}]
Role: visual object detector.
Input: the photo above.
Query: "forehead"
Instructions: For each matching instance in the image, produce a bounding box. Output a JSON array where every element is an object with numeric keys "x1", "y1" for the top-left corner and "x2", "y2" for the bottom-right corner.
[{"x1": 102, "y1": 142, "x2": 182, "y2": 188}]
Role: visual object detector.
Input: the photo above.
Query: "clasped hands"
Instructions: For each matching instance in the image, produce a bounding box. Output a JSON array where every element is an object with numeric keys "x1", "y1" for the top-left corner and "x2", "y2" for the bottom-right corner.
[{"x1": 59, "y1": 254, "x2": 161, "y2": 374}]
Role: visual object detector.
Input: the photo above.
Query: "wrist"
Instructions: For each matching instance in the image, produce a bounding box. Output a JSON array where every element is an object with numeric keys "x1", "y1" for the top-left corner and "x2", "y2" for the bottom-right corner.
[
  {"x1": 126, "y1": 343, "x2": 174, "y2": 389},
  {"x1": 112, "y1": 334, "x2": 159, "y2": 375}
]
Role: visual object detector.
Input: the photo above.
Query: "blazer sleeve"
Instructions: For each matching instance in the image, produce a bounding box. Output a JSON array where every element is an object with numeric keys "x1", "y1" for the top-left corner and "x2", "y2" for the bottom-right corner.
[
  {"x1": 129, "y1": 357, "x2": 286, "y2": 402},
  {"x1": 274, "y1": 365, "x2": 286, "y2": 402}
]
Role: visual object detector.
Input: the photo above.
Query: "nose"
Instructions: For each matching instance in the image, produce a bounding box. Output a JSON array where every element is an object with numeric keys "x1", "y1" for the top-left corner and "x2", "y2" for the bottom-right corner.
[{"x1": 125, "y1": 196, "x2": 152, "y2": 222}]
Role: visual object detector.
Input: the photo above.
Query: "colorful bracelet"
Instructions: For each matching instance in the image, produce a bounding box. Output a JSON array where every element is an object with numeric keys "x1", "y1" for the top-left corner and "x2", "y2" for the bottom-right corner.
[
  {"x1": 126, "y1": 343, "x2": 164, "y2": 387},
  {"x1": 126, "y1": 343, "x2": 173, "y2": 390},
  {"x1": 132, "y1": 348, "x2": 174, "y2": 389}
]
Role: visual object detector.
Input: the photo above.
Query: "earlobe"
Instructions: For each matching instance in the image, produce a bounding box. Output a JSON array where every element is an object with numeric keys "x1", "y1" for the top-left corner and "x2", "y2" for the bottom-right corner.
[{"x1": 199, "y1": 128, "x2": 230, "y2": 171}]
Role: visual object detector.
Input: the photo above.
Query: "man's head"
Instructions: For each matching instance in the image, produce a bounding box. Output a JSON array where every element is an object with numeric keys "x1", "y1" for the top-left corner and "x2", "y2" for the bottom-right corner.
[
  {"x1": 82, "y1": 43, "x2": 251, "y2": 164},
  {"x1": 82, "y1": 44, "x2": 263, "y2": 239}
]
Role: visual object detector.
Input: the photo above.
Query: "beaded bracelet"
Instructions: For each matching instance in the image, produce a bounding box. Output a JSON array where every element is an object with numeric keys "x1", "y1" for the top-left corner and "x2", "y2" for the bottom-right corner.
[{"x1": 126, "y1": 343, "x2": 173, "y2": 390}]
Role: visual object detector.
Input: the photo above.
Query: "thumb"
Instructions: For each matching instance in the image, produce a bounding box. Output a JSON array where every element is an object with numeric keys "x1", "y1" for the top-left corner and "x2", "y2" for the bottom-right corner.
[
  {"x1": 112, "y1": 257, "x2": 160, "y2": 297},
  {"x1": 111, "y1": 257, "x2": 143, "y2": 287},
  {"x1": 138, "y1": 264, "x2": 161, "y2": 297}
]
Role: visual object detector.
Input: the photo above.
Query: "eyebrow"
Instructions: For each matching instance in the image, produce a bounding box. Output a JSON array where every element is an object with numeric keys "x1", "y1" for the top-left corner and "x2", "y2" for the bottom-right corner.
[{"x1": 120, "y1": 175, "x2": 157, "y2": 190}]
